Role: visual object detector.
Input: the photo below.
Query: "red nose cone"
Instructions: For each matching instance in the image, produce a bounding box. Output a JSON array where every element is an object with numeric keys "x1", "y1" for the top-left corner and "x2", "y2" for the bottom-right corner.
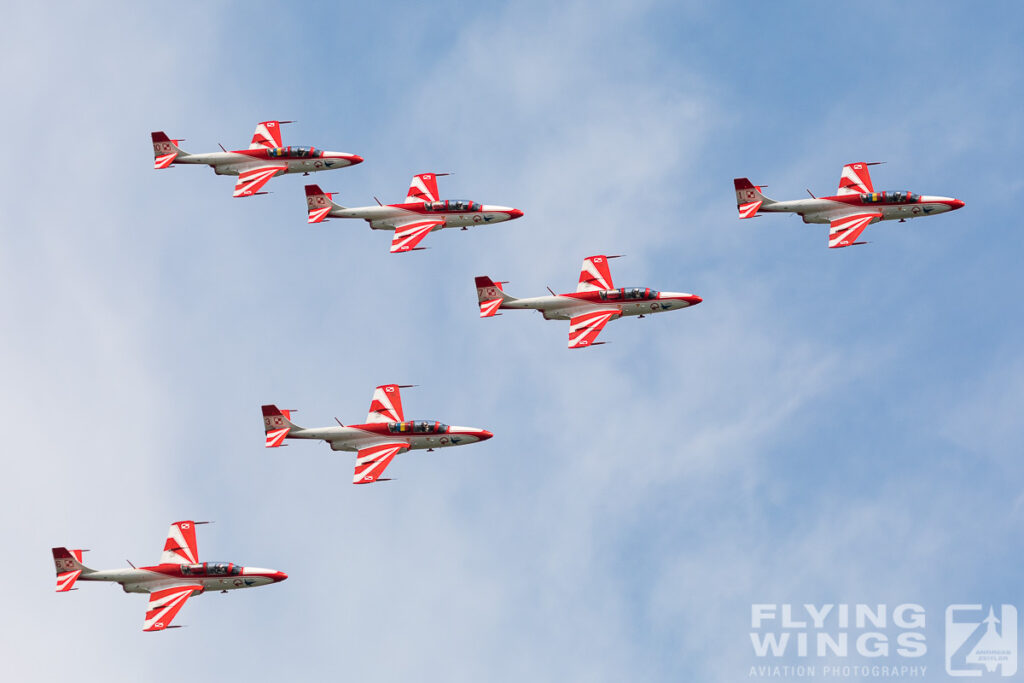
[
  {"x1": 688, "y1": 295, "x2": 703, "y2": 306},
  {"x1": 479, "y1": 430, "x2": 494, "y2": 441},
  {"x1": 349, "y1": 155, "x2": 364, "y2": 165},
  {"x1": 272, "y1": 571, "x2": 288, "y2": 582},
  {"x1": 508, "y1": 209, "x2": 524, "y2": 219},
  {"x1": 951, "y1": 199, "x2": 965, "y2": 210}
]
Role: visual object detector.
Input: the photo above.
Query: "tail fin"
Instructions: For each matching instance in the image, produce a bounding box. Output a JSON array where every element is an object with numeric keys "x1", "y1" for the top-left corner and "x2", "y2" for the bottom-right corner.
[
  {"x1": 52, "y1": 547, "x2": 94, "y2": 592},
  {"x1": 262, "y1": 405, "x2": 303, "y2": 447},
  {"x1": 733, "y1": 178, "x2": 775, "y2": 219},
  {"x1": 151, "y1": 132, "x2": 189, "y2": 169},
  {"x1": 305, "y1": 184, "x2": 345, "y2": 223},
  {"x1": 475, "y1": 276, "x2": 515, "y2": 318}
]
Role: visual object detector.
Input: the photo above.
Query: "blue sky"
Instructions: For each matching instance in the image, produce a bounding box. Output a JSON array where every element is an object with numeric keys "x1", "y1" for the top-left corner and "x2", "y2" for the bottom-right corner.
[{"x1": 2, "y1": 2, "x2": 1022, "y2": 681}]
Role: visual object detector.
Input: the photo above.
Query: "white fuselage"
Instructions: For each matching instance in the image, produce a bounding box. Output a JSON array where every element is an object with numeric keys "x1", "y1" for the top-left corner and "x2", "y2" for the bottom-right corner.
[
  {"x1": 177, "y1": 151, "x2": 359, "y2": 177},
  {"x1": 506, "y1": 291, "x2": 701, "y2": 321},
  {"x1": 79, "y1": 565, "x2": 284, "y2": 594},
  {"x1": 330, "y1": 204, "x2": 521, "y2": 231},
  {"x1": 288, "y1": 424, "x2": 490, "y2": 452},
  {"x1": 763, "y1": 196, "x2": 962, "y2": 224}
]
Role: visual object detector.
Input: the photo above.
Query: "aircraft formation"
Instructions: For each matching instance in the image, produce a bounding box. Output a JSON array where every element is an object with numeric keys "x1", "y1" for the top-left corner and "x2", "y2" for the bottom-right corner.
[{"x1": 52, "y1": 119, "x2": 965, "y2": 631}]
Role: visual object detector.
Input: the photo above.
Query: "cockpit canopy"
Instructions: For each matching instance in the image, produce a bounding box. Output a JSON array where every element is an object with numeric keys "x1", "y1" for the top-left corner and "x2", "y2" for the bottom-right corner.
[
  {"x1": 598, "y1": 287, "x2": 659, "y2": 301},
  {"x1": 266, "y1": 146, "x2": 322, "y2": 159},
  {"x1": 388, "y1": 420, "x2": 449, "y2": 434},
  {"x1": 424, "y1": 200, "x2": 481, "y2": 212},
  {"x1": 859, "y1": 191, "x2": 920, "y2": 204},
  {"x1": 180, "y1": 562, "x2": 241, "y2": 576}
]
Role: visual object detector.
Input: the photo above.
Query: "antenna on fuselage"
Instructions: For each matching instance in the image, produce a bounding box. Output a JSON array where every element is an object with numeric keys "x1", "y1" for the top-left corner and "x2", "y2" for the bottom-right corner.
[
  {"x1": 126, "y1": 559, "x2": 136, "y2": 568},
  {"x1": 218, "y1": 143, "x2": 227, "y2": 152},
  {"x1": 806, "y1": 188, "x2": 816, "y2": 198},
  {"x1": 374, "y1": 196, "x2": 384, "y2": 206},
  {"x1": 546, "y1": 286, "x2": 556, "y2": 295},
  {"x1": 334, "y1": 418, "x2": 344, "y2": 427}
]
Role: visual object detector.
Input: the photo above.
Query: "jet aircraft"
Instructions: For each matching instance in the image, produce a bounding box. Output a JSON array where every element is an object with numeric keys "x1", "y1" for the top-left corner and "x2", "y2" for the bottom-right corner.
[
  {"x1": 475, "y1": 255, "x2": 702, "y2": 349},
  {"x1": 52, "y1": 521, "x2": 286, "y2": 632},
  {"x1": 304, "y1": 173, "x2": 523, "y2": 252},
  {"x1": 151, "y1": 120, "x2": 363, "y2": 197},
  {"x1": 262, "y1": 384, "x2": 493, "y2": 484},
  {"x1": 734, "y1": 162, "x2": 964, "y2": 248}
]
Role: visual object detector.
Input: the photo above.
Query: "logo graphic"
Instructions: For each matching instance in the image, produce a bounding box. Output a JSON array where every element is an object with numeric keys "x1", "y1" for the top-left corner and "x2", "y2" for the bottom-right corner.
[{"x1": 946, "y1": 604, "x2": 1018, "y2": 677}]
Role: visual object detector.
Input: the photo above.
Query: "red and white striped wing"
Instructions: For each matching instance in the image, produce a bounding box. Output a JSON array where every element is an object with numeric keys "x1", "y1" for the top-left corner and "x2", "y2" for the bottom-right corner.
[
  {"x1": 160, "y1": 521, "x2": 200, "y2": 565},
  {"x1": 577, "y1": 255, "x2": 615, "y2": 293},
  {"x1": 143, "y1": 584, "x2": 202, "y2": 632},
  {"x1": 828, "y1": 212, "x2": 881, "y2": 248},
  {"x1": 568, "y1": 309, "x2": 619, "y2": 349},
  {"x1": 390, "y1": 220, "x2": 444, "y2": 253},
  {"x1": 56, "y1": 570, "x2": 81, "y2": 592},
  {"x1": 738, "y1": 200, "x2": 762, "y2": 219},
  {"x1": 366, "y1": 384, "x2": 405, "y2": 424},
  {"x1": 249, "y1": 121, "x2": 285, "y2": 150},
  {"x1": 353, "y1": 442, "x2": 408, "y2": 485},
  {"x1": 837, "y1": 163, "x2": 875, "y2": 196},
  {"x1": 233, "y1": 165, "x2": 287, "y2": 197},
  {"x1": 406, "y1": 173, "x2": 440, "y2": 203}
]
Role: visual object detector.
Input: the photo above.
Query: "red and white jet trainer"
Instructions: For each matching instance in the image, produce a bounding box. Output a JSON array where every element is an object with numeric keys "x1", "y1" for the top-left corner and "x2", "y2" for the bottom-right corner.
[
  {"x1": 151, "y1": 120, "x2": 363, "y2": 197},
  {"x1": 52, "y1": 521, "x2": 286, "y2": 632},
  {"x1": 734, "y1": 162, "x2": 964, "y2": 248},
  {"x1": 304, "y1": 172, "x2": 523, "y2": 253},
  {"x1": 475, "y1": 255, "x2": 703, "y2": 349},
  {"x1": 262, "y1": 384, "x2": 493, "y2": 484}
]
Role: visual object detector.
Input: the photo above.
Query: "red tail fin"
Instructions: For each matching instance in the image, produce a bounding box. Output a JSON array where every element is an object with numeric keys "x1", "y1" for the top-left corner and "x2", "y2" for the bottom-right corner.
[
  {"x1": 151, "y1": 131, "x2": 186, "y2": 169},
  {"x1": 52, "y1": 547, "x2": 92, "y2": 591},
  {"x1": 262, "y1": 405, "x2": 300, "y2": 447}
]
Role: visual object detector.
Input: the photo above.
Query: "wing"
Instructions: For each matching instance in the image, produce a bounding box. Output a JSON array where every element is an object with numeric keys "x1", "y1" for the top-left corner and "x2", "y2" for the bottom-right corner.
[
  {"x1": 249, "y1": 120, "x2": 285, "y2": 150},
  {"x1": 568, "y1": 309, "x2": 620, "y2": 349},
  {"x1": 837, "y1": 163, "x2": 874, "y2": 196},
  {"x1": 828, "y1": 212, "x2": 881, "y2": 248},
  {"x1": 577, "y1": 255, "x2": 615, "y2": 293},
  {"x1": 353, "y1": 442, "x2": 409, "y2": 485},
  {"x1": 143, "y1": 584, "x2": 203, "y2": 632},
  {"x1": 366, "y1": 384, "x2": 405, "y2": 424},
  {"x1": 160, "y1": 521, "x2": 200, "y2": 565},
  {"x1": 406, "y1": 173, "x2": 440, "y2": 203},
  {"x1": 233, "y1": 164, "x2": 288, "y2": 198},
  {"x1": 390, "y1": 219, "x2": 445, "y2": 253}
]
